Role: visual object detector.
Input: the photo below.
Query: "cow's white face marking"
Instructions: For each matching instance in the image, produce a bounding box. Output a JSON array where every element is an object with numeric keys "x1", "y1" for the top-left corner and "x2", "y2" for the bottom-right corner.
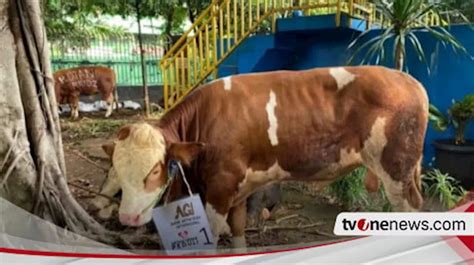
[
  {"x1": 265, "y1": 90, "x2": 279, "y2": 146},
  {"x1": 235, "y1": 162, "x2": 290, "y2": 204},
  {"x1": 223, "y1": 76, "x2": 232, "y2": 91},
  {"x1": 361, "y1": 117, "x2": 415, "y2": 211},
  {"x1": 205, "y1": 203, "x2": 230, "y2": 240},
  {"x1": 112, "y1": 123, "x2": 167, "y2": 226},
  {"x1": 329, "y1": 67, "x2": 356, "y2": 90}
]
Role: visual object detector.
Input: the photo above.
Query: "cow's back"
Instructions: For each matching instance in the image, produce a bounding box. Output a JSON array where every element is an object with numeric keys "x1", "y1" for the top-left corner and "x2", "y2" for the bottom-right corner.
[{"x1": 192, "y1": 66, "x2": 428, "y2": 179}]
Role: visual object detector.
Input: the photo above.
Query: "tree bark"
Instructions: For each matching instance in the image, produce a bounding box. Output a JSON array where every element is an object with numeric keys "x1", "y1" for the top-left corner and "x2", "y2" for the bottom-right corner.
[
  {"x1": 0, "y1": 0, "x2": 37, "y2": 211},
  {"x1": 0, "y1": 0, "x2": 112, "y2": 240}
]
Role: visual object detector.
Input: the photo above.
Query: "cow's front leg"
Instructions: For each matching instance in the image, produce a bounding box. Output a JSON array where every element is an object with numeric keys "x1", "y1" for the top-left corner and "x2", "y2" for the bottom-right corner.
[
  {"x1": 104, "y1": 95, "x2": 114, "y2": 118},
  {"x1": 205, "y1": 202, "x2": 231, "y2": 246},
  {"x1": 91, "y1": 167, "x2": 121, "y2": 219},
  {"x1": 228, "y1": 201, "x2": 247, "y2": 251},
  {"x1": 69, "y1": 95, "x2": 79, "y2": 119}
]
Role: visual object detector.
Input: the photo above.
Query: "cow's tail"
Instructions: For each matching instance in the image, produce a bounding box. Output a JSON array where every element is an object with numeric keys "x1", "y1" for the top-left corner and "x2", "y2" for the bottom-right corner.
[{"x1": 407, "y1": 159, "x2": 424, "y2": 211}]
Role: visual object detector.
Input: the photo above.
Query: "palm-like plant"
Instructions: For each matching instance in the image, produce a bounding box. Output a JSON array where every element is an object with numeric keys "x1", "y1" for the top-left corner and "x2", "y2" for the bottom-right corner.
[
  {"x1": 348, "y1": 0, "x2": 471, "y2": 72},
  {"x1": 422, "y1": 169, "x2": 467, "y2": 209}
]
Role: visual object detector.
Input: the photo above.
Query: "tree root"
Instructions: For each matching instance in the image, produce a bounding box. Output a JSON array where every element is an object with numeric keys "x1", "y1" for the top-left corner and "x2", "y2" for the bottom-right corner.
[
  {"x1": 65, "y1": 147, "x2": 109, "y2": 172},
  {"x1": 67, "y1": 181, "x2": 120, "y2": 204},
  {"x1": 275, "y1": 214, "x2": 299, "y2": 224}
]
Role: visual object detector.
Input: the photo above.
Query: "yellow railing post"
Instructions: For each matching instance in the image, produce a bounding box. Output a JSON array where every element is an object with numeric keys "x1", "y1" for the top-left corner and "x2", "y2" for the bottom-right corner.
[
  {"x1": 212, "y1": 4, "x2": 218, "y2": 80},
  {"x1": 219, "y1": 6, "x2": 224, "y2": 58},
  {"x1": 234, "y1": 0, "x2": 238, "y2": 41},
  {"x1": 226, "y1": 0, "x2": 231, "y2": 50},
  {"x1": 162, "y1": 65, "x2": 168, "y2": 110},
  {"x1": 192, "y1": 39, "x2": 198, "y2": 85},
  {"x1": 198, "y1": 31, "x2": 204, "y2": 77},
  {"x1": 272, "y1": 0, "x2": 277, "y2": 32},
  {"x1": 335, "y1": 0, "x2": 341, "y2": 27},
  {"x1": 348, "y1": 0, "x2": 354, "y2": 27},
  {"x1": 241, "y1": 0, "x2": 245, "y2": 36},
  {"x1": 249, "y1": 0, "x2": 252, "y2": 30}
]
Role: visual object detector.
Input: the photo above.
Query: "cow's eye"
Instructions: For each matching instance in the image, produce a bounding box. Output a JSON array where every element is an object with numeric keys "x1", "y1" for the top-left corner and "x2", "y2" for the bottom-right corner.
[{"x1": 143, "y1": 166, "x2": 161, "y2": 186}]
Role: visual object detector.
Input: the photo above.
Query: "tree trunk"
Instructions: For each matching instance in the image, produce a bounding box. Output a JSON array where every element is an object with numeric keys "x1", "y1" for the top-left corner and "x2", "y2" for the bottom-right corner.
[
  {"x1": 186, "y1": 0, "x2": 196, "y2": 24},
  {"x1": 455, "y1": 121, "x2": 466, "y2": 145},
  {"x1": 135, "y1": 0, "x2": 150, "y2": 117},
  {"x1": 0, "y1": 0, "x2": 111, "y2": 240},
  {"x1": 165, "y1": 11, "x2": 174, "y2": 40},
  {"x1": 395, "y1": 39, "x2": 405, "y2": 71}
]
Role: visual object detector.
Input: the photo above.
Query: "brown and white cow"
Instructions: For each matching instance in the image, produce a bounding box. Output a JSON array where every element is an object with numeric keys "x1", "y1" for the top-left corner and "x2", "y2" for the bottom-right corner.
[
  {"x1": 54, "y1": 66, "x2": 117, "y2": 119},
  {"x1": 93, "y1": 66, "x2": 429, "y2": 250}
]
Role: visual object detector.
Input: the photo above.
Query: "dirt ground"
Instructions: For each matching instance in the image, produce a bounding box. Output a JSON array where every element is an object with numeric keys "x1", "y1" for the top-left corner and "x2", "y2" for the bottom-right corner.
[{"x1": 60, "y1": 109, "x2": 354, "y2": 251}]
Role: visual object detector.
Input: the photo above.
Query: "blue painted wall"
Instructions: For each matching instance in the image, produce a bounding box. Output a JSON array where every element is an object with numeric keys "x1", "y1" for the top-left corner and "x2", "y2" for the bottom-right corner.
[
  {"x1": 217, "y1": 35, "x2": 275, "y2": 77},
  {"x1": 403, "y1": 25, "x2": 474, "y2": 165},
  {"x1": 217, "y1": 15, "x2": 474, "y2": 165}
]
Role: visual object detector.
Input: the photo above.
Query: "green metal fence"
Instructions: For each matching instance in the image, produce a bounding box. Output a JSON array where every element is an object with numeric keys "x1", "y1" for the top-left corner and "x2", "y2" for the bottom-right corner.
[{"x1": 50, "y1": 34, "x2": 165, "y2": 86}]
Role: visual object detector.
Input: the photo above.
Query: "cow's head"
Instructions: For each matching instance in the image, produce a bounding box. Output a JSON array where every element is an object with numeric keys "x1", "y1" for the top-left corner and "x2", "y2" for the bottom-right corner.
[{"x1": 102, "y1": 123, "x2": 204, "y2": 226}]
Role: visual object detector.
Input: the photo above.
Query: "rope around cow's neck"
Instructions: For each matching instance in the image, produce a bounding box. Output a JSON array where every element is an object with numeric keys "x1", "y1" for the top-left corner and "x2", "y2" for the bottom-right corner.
[{"x1": 140, "y1": 160, "x2": 193, "y2": 215}]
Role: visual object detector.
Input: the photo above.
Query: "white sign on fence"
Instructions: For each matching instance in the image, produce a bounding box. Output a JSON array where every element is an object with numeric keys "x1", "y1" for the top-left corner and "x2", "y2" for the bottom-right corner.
[{"x1": 152, "y1": 195, "x2": 216, "y2": 255}]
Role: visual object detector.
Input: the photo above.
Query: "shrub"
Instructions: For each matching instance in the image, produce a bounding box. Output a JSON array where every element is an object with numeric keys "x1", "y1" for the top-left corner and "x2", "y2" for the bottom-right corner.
[
  {"x1": 429, "y1": 94, "x2": 474, "y2": 144},
  {"x1": 422, "y1": 169, "x2": 467, "y2": 209},
  {"x1": 327, "y1": 167, "x2": 368, "y2": 210}
]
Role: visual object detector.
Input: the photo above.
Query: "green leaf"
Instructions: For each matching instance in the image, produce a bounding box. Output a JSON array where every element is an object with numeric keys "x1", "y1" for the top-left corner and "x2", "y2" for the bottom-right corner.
[{"x1": 429, "y1": 104, "x2": 450, "y2": 131}]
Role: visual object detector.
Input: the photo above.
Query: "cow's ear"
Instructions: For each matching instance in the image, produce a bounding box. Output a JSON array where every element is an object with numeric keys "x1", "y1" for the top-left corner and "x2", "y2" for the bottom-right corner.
[
  {"x1": 117, "y1": 125, "x2": 133, "y2": 140},
  {"x1": 101, "y1": 143, "x2": 115, "y2": 158},
  {"x1": 168, "y1": 142, "x2": 205, "y2": 166}
]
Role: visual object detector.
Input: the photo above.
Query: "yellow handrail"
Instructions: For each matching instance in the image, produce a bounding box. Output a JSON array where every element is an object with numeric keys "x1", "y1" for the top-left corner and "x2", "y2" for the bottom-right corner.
[
  {"x1": 160, "y1": 0, "x2": 444, "y2": 111},
  {"x1": 162, "y1": 0, "x2": 219, "y2": 62}
]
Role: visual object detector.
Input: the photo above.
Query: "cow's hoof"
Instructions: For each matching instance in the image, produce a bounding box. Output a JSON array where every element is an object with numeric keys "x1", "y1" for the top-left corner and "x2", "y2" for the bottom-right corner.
[
  {"x1": 105, "y1": 109, "x2": 113, "y2": 118},
  {"x1": 90, "y1": 197, "x2": 108, "y2": 211},
  {"x1": 97, "y1": 203, "x2": 118, "y2": 219},
  {"x1": 231, "y1": 236, "x2": 247, "y2": 252}
]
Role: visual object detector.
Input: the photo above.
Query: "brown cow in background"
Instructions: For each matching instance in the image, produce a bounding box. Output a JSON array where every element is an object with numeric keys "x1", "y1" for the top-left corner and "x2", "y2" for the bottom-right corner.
[{"x1": 54, "y1": 66, "x2": 118, "y2": 119}]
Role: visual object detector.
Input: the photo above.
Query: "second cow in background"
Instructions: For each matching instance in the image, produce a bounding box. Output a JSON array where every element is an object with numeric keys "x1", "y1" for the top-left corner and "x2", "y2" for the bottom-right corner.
[{"x1": 54, "y1": 66, "x2": 118, "y2": 119}]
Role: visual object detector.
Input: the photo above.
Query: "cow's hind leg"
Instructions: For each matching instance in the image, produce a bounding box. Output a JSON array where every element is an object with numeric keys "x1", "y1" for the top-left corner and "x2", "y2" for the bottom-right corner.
[
  {"x1": 103, "y1": 93, "x2": 114, "y2": 118},
  {"x1": 362, "y1": 115, "x2": 424, "y2": 212},
  {"x1": 69, "y1": 94, "x2": 79, "y2": 119},
  {"x1": 368, "y1": 165, "x2": 422, "y2": 212}
]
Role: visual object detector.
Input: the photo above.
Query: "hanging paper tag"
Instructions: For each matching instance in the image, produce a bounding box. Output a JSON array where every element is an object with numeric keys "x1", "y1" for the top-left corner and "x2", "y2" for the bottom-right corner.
[{"x1": 152, "y1": 194, "x2": 215, "y2": 254}]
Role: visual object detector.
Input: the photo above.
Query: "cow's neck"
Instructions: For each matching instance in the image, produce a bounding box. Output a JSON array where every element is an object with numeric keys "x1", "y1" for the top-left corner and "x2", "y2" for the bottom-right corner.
[{"x1": 157, "y1": 90, "x2": 203, "y2": 144}]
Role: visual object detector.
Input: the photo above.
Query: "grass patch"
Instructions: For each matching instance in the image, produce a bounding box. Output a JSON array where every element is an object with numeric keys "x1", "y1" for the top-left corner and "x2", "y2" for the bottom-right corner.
[
  {"x1": 61, "y1": 118, "x2": 129, "y2": 141},
  {"x1": 325, "y1": 167, "x2": 391, "y2": 211}
]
